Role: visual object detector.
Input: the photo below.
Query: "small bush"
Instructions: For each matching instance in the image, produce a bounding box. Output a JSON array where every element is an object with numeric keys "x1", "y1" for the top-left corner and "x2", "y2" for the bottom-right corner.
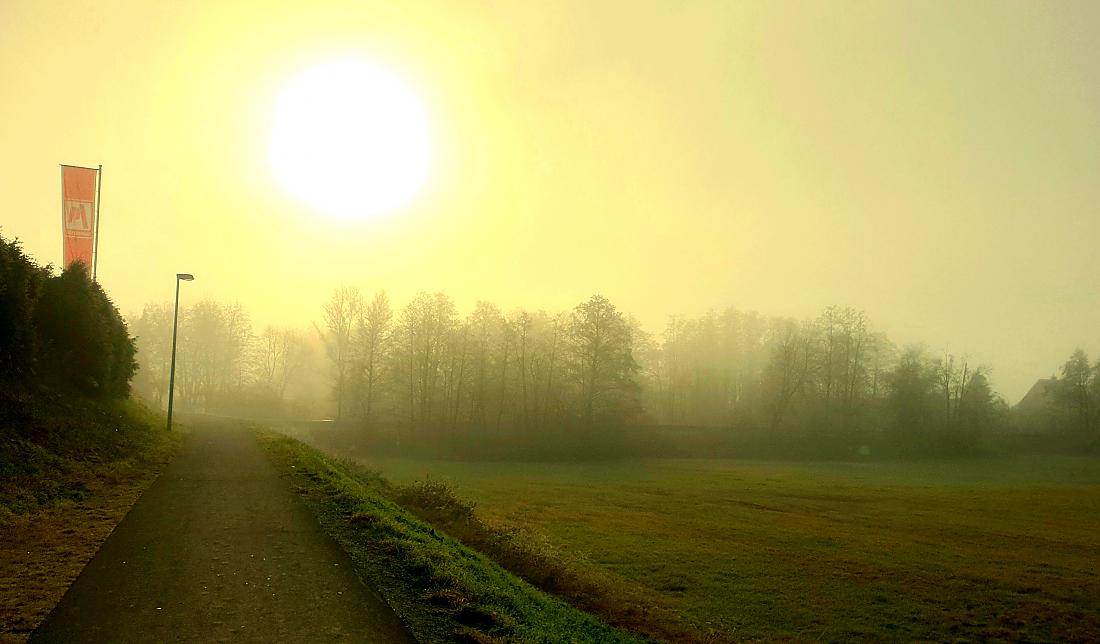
[{"x1": 391, "y1": 480, "x2": 477, "y2": 524}]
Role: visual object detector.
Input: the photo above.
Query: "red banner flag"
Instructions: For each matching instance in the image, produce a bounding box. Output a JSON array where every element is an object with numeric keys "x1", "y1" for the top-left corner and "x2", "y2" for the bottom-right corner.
[{"x1": 61, "y1": 165, "x2": 98, "y2": 269}]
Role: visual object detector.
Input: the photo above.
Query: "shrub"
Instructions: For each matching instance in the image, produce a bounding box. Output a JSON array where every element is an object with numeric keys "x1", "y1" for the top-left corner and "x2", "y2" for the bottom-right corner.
[
  {"x1": 0, "y1": 233, "x2": 136, "y2": 399},
  {"x1": 0, "y1": 236, "x2": 50, "y2": 379}
]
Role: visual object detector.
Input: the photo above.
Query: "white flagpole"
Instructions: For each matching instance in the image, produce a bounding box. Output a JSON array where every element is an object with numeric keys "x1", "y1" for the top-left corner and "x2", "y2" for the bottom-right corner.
[
  {"x1": 93, "y1": 164, "x2": 102, "y2": 282},
  {"x1": 59, "y1": 165, "x2": 65, "y2": 267}
]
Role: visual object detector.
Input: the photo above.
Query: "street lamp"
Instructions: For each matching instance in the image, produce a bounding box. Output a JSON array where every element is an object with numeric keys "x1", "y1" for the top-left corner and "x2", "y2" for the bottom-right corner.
[{"x1": 166, "y1": 273, "x2": 194, "y2": 431}]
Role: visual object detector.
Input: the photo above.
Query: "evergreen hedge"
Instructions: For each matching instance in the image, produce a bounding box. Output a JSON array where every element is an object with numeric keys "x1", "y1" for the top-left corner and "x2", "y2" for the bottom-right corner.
[{"x1": 0, "y1": 234, "x2": 135, "y2": 399}]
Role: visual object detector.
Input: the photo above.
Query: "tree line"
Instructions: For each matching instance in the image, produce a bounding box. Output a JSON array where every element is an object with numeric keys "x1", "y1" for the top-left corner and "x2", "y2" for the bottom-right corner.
[
  {"x1": 127, "y1": 290, "x2": 645, "y2": 438},
  {"x1": 316, "y1": 290, "x2": 641, "y2": 435},
  {"x1": 128, "y1": 301, "x2": 314, "y2": 416},
  {"x1": 648, "y1": 305, "x2": 1004, "y2": 437},
  {"x1": 312, "y1": 290, "x2": 1010, "y2": 441},
  {"x1": 125, "y1": 283, "x2": 1098, "y2": 451}
]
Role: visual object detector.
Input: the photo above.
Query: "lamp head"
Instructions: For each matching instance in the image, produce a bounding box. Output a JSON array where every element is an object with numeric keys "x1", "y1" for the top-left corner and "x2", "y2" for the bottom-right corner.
[{"x1": 176, "y1": 273, "x2": 194, "y2": 281}]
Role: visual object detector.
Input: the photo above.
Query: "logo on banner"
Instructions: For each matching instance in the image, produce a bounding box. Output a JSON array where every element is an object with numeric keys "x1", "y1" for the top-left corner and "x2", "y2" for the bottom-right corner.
[{"x1": 64, "y1": 200, "x2": 94, "y2": 235}]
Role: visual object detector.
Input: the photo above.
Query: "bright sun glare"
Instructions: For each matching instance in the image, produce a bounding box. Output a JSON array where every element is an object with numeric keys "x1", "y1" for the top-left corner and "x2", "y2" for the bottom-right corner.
[{"x1": 269, "y1": 59, "x2": 432, "y2": 219}]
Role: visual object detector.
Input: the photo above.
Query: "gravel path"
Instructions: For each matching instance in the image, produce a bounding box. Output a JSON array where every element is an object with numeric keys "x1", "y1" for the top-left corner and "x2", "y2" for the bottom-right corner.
[{"x1": 31, "y1": 418, "x2": 413, "y2": 643}]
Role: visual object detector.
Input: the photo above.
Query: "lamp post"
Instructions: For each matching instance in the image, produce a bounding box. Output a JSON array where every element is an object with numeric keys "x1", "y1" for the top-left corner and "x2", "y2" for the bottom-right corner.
[{"x1": 166, "y1": 273, "x2": 194, "y2": 431}]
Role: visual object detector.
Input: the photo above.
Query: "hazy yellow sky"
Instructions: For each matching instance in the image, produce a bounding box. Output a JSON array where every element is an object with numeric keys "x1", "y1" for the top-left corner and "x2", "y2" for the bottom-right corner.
[{"x1": 2, "y1": 1, "x2": 1098, "y2": 402}]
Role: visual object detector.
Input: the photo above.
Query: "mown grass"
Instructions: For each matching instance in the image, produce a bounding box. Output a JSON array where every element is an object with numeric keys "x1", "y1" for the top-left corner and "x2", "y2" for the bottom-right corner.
[
  {"x1": 360, "y1": 455, "x2": 1100, "y2": 642},
  {"x1": 256, "y1": 430, "x2": 643, "y2": 644}
]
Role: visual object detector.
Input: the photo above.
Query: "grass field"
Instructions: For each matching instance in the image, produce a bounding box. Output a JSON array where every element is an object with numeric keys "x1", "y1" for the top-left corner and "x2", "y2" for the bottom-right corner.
[{"x1": 355, "y1": 454, "x2": 1100, "y2": 641}]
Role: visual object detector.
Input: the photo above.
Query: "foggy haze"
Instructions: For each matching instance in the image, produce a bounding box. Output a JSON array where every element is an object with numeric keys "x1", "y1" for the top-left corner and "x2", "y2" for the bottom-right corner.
[
  {"x1": 3, "y1": 1, "x2": 1099, "y2": 403},
  {"x1": 6, "y1": 3, "x2": 1100, "y2": 642}
]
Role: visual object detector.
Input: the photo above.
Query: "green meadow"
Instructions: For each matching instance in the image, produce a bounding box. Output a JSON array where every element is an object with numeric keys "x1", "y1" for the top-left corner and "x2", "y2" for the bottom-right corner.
[{"x1": 359, "y1": 455, "x2": 1100, "y2": 641}]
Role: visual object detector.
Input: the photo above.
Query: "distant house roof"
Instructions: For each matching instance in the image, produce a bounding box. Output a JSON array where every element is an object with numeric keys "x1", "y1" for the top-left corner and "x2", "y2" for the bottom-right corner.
[{"x1": 1016, "y1": 378, "x2": 1057, "y2": 410}]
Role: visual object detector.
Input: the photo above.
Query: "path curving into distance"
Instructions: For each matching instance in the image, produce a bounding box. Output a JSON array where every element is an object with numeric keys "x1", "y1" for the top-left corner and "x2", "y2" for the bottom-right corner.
[{"x1": 32, "y1": 418, "x2": 412, "y2": 643}]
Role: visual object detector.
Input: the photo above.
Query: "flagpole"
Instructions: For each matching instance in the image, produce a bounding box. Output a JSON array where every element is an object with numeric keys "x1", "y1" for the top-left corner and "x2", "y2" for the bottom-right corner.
[
  {"x1": 93, "y1": 164, "x2": 102, "y2": 282},
  {"x1": 59, "y1": 165, "x2": 64, "y2": 267}
]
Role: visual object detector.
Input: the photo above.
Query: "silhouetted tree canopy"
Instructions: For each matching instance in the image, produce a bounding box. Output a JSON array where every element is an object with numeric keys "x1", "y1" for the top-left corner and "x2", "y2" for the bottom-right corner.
[{"x1": 0, "y1": 234, "x2": 135, "y2": 399}]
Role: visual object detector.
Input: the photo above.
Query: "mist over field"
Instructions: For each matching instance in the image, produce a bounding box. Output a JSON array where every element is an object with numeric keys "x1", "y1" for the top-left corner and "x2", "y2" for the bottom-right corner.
[
  {"x1": 4, "y1": 1, "x2": 1100, "y2": 404},
  {"x1": 3, "y1": 1, "x2": 1100, "y2": 641}
]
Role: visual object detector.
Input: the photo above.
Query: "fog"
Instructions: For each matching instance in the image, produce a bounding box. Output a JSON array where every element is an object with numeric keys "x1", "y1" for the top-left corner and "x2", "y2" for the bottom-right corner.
[
  {"x1": 3, "y1": 0, "x2": 1100, "y2": 407},
  {"x1": 7, "y1": 3, "x2": 1100, "y2": 641}
]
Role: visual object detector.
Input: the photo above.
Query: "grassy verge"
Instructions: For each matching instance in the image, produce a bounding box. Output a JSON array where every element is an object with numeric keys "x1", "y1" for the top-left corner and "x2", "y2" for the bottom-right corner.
[
  {"x1": 0, "y1": 392, "x2": 176, "y2": 517},
  {"x1": 0, "y1": 393, "x2": 181, "y2": 642},
  {"x1": 370, "y1": 456, "x2": 1100, "y2": 642},
  {"x1": 387, "y1": 480, "x2": 705, "y2": 642},
  {"x1": 256, "y1": 429, "x2": 643, "y2": 643}
]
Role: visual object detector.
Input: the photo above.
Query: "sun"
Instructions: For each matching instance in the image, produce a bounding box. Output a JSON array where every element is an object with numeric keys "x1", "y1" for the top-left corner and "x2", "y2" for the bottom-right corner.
[{"x1": 268, "y1": 58, "x2": 432, "y2": 219}]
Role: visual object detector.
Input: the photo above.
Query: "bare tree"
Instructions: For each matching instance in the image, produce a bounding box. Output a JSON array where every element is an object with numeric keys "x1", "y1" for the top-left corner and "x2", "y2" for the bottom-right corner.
[
  {"x1": 396, "y1": 292, "x2": 455, "y2": 424},
  {"x1": 566, "y1": 295, "x2": 640, "y2": 427},
  {"x1": 837, "y1": 308, "x2": 869, "y2": 429},
  {"x1": 316, "y1": 288, "x2": 362, "y2": 420},
  {"x1": 765, "y1": 319, "x2": 819, "y2": 431},
  {"x1": 355, "y1": 290, "x2": 393, "y2": 423},
  {"x1": 465, "y1": 301, "x2": 504, "y2": 426},
  {"x1": 257, "y1": 325, "x2": 310, "y2": 401},
  {"x1": 128, "y1": 302, "x2": 173, "y2": 406},
  {"x1": 933, "y1": 352, "x2": 987, "y2": 427},
  {"x1": 173, "y1": 300, "x2": 254, "y2": 412}
]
